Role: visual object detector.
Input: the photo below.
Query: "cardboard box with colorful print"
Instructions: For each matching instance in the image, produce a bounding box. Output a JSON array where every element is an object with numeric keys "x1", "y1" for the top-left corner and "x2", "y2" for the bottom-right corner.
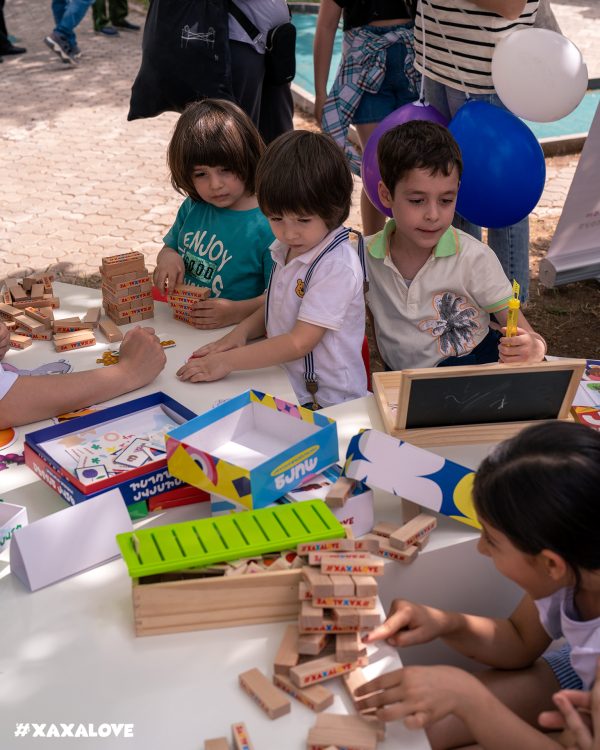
[{"x1": 166, "y1": 390, "x2": 338, "y2": 510}]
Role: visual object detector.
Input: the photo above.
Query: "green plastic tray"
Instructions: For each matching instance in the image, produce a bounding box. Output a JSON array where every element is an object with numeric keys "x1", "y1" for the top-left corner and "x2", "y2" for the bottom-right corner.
[{"x1": 116, "y1": 499, "x2": 345, "y2": 578}]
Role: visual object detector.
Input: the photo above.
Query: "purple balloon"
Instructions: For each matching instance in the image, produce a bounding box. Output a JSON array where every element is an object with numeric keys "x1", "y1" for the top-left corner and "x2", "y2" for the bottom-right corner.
[{"x1": 361, "y1": 101, "x2": 449, "y2": 216}]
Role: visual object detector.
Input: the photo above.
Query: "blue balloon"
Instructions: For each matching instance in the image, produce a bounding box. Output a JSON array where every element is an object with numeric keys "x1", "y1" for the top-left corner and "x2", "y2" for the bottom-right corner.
[{"x1": 448, "y1": 101, "x2": 546, "y2": 228}]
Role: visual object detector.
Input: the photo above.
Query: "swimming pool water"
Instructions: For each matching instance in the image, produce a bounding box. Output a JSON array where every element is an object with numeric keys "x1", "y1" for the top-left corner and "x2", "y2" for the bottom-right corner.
[{"x1": 292, "y1": 13, "x2": 599, "y2": 140}]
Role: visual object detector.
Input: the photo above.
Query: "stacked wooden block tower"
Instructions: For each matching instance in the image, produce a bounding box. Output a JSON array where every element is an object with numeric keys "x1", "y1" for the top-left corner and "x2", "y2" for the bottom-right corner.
[
  {"x1": 203, "y1": 536, "x2": 388, "y2": 749},
  {"x1": 167, "y1": 284, "x2": 209, "y2": 326},
  {"x1": 100, "y1": 252, "x2": 153, "y2": 326}
]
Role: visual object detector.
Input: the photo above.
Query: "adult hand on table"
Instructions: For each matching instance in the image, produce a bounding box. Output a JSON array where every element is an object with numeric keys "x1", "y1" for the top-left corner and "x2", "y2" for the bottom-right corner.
[{"x1": 117, "y1": 327, "x2": 166, "y2": 387}]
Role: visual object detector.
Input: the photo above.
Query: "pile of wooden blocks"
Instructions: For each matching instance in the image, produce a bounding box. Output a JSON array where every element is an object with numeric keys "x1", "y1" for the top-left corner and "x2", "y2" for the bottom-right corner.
[
  {"x1": 209, "y1": 537, "x2": 386, "y2": 749},
  {"x1": 362, "y1": 513, "x2": 438, "y2": 564},
  {"x1": 2, "y1": 273, "x2": 59, "y2": 312},
  {"x1": 167, "y1": 284, "x2": 209, "y2": 326},
  {"x1": 325, "y1": 476, "x2": 437, "y2": 565},
  {"x1": 100, "y1": 252, "x2": 153, "y2": 326}
]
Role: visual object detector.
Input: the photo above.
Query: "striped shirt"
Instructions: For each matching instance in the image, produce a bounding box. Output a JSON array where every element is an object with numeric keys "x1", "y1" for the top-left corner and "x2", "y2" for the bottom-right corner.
[{"x1": 414, "y1": 0, "x2": 538, "y2": 94}]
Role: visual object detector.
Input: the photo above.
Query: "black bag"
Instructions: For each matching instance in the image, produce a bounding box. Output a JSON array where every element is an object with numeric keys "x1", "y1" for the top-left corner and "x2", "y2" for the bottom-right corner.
[
  {"x1": 228, "y1": 2, "x2": 296, "y2": 87},
  {"x1": 128, "y1": 0, "x2": 234, "y2": 121},
  {"x1": 264, "y1": 22, "x2": 296, "y2": 86}
]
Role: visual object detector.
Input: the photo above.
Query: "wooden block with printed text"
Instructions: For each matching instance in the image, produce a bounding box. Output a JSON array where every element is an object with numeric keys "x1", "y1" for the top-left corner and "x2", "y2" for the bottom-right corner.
[
  {"x1": 389, "y1": 513, "x2": 437, "y2": 550},
  {"x1": 320, "y1": 553, "x2": 384, "y2": 577},
  {"x1": 274, "y1": 623, "x2": 300, "y2": 675},
  {"x1": 231, "y1": 723, "x2": 254, "y2": 750},
  {"x1": 325, "y1": 476, "x2": 356, "y2": 508},
  {"x1": 272, "y1": 673, "x2": 334, "y2": 713},
  {"x1": 204, "y1": 738, "x2": 229, "y2": 750},
  {"x1": 239, "y1": 668, "x2": 291, "y2": 719}
]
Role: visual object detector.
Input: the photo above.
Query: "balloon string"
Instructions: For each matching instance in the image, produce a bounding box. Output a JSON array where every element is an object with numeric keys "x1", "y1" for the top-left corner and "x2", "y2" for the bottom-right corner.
[
  {"x1": 419, "y1": 0, "x2": 472, "y2": 97},
  {"x1": 418, "y1": 0, "x2": 426, "y2": 102}
]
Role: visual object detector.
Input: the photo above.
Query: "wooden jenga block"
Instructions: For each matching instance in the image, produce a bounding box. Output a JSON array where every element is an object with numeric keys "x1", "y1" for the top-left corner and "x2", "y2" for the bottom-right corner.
[
  {"x1": 298, "y1": 538, "x2": 357, "y2": 555},
  {"x1": 204, "y1": 739, "x2": 229, "y2": 750},
  {"x1": 332, "y1": 608, "x2": 360, "y2": 628},
  {"x1": 83, "y1": 307, "x2": 102, "y2": 327},
  {"x1": 389, "y1": 513, "x2": 437, "y2": 550},
  {"x1": 299, "y1": 617, "x2": 363, "y2": 635},
  {"x1": 27, "y1": 329, "x2": 53, "y2": 340},
  {"x1": 336, "y1": 633, "x2": 366, "y2": 663},
  {"x1": 53, "y1": 330, "x2": 96, "y2": 352},
  {"x1": 353, "y1": 577, "x2": 378, "y2": 597},
  {"x1": 1, "y1": 288, "x2": 11, "y2": 304},
  {"x1": 24, "y1": 306, "x2": 54, "y2": 324},
  {"x1": 299, "y1": 581, "x2": 312, "y2": 601},
  {"x1": 9, "y1": 333, "x2": 32, "y2": 349},
  {"x1": 313, "y1": 593, "x2": 376, "y2": 609},
  {"x1": 0, "y1": 302, "x2": 21, "y2": 320},
  {"x1": 30, "y1": 283, "x2": 44, "y2": 299},
  {"x1": 7, "y1": 281, "x2": 27, "y2": 301},
  {"x1": 320, "y1": 553, "x2": 384, "y2": 577},
  {"x1": 307, "y1": 712, "x2": 378, "y2": 750},
  {"x1": 371, "y1": 535, "x2": 419, "y2": 565},
  {"x1": 3, "y1": 320, "x2": 16, "y2": 330},
  {"x1": 231, "y1": 723, "x2": 254, "y2": 750},
  {"x1": 272, "y1": 673, "x2": 334, "y2": 713},
  {"x1": 289, "y1": 653, "x2": 368, "y2": 688},
  {"x1": 274, "y1": 624, "x2": 300, "y2": 675},
  {"x1": 331, "y1": 574, "x2": 354, "y2": 597},
  {"x1": 303, "y1": 566, "x2": 335, "y2": 598},
  {"x1": 239, "y1": 667, "x2": 291, "y2": 719},
  {"x1": 170, "y1": 284, "x2": 210, "y2": 301},
  {"x1": 325, "y1": 476, "x2": 356, "y2": 508},
  {"x1": 101, "y1": 251, "x2": 145, "y2": 279},
  {"x1": 297, "y1": 632, "x2": 330, "y2": 656},
  {"x1": 13, "y1": 315, "x2": 47, "y2": 335},
  {"x1": 357, "y1": 608, "x2": 381, "y2": 629},
  {"x1": 372, "y1": 521, "x2": 401, "y2": 538},
  {"x1": 21, "y1": 277, "x2": 35, "y2": 292},
  {"x1": 301, "y1": 601, "x2": 326, "y2": 629},
  {"x1": 98, "y1": 318, "x2": 123, "y2": 343}
]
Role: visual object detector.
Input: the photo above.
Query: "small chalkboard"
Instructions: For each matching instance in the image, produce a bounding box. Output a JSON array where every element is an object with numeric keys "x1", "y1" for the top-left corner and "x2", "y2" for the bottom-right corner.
[{"x1": 373, "y1": 360, "x2": 585, "y2": 446}]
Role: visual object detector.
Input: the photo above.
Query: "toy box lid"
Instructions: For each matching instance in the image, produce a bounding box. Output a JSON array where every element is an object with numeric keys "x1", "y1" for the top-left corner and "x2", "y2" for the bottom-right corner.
[{"x1": 116, "y1": 499, "x2": 345, "y2": 578}]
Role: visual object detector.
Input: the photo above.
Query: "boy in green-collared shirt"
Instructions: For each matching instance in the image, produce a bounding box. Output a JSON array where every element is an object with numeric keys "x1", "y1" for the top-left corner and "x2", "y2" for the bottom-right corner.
[{"x1": 365, "y1": 121, "x2": 546, "y2": 371}]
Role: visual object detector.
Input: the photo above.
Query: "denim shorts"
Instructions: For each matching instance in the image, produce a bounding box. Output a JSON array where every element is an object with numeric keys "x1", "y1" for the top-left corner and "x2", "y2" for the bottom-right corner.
[
  {"x1": 353, "y1": 23, "x2": 417, "y2": 125},
  {"x1": 542, "y1": 645, "x2": 584, "y2": 690}
]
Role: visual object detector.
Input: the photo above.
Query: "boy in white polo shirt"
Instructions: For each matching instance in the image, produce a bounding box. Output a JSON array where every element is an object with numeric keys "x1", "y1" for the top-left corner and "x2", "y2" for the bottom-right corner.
[
  {"x1": 366, "y1": 120, "x2": 546, "y2": 371},
  {"x1": 177, "y1": 131, "x2": 368, "y2": 409}
]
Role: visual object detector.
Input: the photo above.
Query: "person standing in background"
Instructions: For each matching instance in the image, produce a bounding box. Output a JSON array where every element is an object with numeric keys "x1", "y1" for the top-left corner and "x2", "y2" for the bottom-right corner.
[
  {"x1": 228, "y1": 0, "x2": 294, "y2": 144},
  {"x1": 92, "y1": 0, "x2": 140, "y2": 36},
  {"x1": 45, "y1": 0, "x2": 95, "y2": 65},
  {"x1": 414, "y1": 0, "x2": 539, "y2": 299},
  {"x1": 0, "y1": 0, "x2": 26, "y2": 58},
  {"x1": 314, "y1": 0, "x2": 419, "y2": 235}
]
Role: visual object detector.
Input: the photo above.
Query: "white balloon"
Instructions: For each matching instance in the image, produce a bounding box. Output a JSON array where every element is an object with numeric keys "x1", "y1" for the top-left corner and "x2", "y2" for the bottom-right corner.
[{"x1": 492, "y1": 28, "x2": 588, "y2": 123}]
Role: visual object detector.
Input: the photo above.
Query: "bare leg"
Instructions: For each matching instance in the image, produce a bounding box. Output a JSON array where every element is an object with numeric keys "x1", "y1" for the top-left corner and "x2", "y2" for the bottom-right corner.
[
  {"x1": 355, "y1": 122, "x2": 387, "y2": 236},
  {"x1": 426, "y1": 659, "x2": 561, "y2": 750}
]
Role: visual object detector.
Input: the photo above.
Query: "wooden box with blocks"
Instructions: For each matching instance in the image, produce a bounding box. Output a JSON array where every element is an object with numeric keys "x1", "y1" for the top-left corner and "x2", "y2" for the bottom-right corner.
[{"x1": 132, "y1": 568, "x2": 302, "y2": 636}]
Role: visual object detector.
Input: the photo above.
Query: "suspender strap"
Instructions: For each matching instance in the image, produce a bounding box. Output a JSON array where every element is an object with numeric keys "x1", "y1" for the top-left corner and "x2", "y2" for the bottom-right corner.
[{"x1": 265, "y1": 228, "x2": 367, "y2": 410}]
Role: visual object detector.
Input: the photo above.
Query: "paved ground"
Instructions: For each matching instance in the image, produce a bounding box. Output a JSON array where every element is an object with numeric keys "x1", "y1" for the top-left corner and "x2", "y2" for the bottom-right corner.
[{"x1": 0, "y1": 0, "x2": 598, "y2": 282}]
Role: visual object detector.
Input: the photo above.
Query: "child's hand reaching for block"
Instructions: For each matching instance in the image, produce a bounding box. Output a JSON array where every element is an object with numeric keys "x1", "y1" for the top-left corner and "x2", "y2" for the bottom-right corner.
[
  {"x1": 363, "y1": 598, "x2": 448, "y2": 647},
  {"x1": 354, "y1": 664, "x2": 484, "y2": 727}
]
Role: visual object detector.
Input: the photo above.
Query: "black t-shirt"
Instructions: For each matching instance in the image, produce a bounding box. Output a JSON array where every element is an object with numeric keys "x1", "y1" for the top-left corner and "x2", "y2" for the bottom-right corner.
[{"x1": 335, "y1": 0, "x2": 416, "y2": 31}]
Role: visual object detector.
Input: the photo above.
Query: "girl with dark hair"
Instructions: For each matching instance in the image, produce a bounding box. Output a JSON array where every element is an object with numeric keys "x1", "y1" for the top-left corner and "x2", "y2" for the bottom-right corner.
[
  {"x1": 355, "y1": 421, "x2": 600, "y2": 750},
  {"x1": 153, "y1": 99, "x2": 274, "y2": 329}
]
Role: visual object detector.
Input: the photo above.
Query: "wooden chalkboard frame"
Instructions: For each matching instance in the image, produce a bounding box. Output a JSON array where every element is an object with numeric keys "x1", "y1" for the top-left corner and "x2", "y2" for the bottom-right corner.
[{"x1": 373, "y1": 359, "x2": 586, "y2": 446}]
